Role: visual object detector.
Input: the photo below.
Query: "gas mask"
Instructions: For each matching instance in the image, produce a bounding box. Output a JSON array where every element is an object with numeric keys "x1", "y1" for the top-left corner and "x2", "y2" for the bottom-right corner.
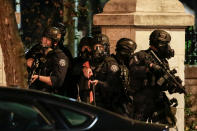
[
  {"x1": 80, "y1": 47, "x2": 91, "y2": 60},
  {"x1": 119, "y1": 49, "x2": 134, "y2": 65},
  {"x1": 157, "y1": 42, "x2": 174, "y2": 59},
  {"x1": 93, "y1": 44, "x2": 105, "y2": 62}
]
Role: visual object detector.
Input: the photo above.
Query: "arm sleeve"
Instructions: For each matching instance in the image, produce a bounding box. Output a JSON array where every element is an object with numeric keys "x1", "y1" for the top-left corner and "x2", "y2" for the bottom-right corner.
[{"x1": 50, "y1": 53, "x2": 69, "y2": 88}]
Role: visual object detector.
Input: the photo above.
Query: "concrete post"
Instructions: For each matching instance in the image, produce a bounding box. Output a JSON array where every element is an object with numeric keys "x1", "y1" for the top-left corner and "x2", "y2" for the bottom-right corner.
[{"x1": 94, "y1": 0, "x2": 194, "y2": 130}]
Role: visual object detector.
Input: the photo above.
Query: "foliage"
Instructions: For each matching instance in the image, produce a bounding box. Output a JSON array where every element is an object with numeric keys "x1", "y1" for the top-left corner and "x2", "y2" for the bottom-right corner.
[
  {"x1": 185, "y1": 26, "x2": 197, "y2": 65},
  {"x1": 21, "y1": 0, "x2": 64, "y2": 50},
  {"x1": 185, "y1": 93, "x2": 197, "y2": 131},
  {"x1": 20, "y1": 0, "x2": 90, "y2": 51}
]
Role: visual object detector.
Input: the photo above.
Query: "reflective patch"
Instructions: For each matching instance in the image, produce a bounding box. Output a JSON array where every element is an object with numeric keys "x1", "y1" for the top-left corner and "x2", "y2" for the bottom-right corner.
[
  {"x1": 59, "y1": 59, "x2": 66, "y2": 67},
  {"x1": 110, "y1": 65, "x2": 119, "y2": 72}
]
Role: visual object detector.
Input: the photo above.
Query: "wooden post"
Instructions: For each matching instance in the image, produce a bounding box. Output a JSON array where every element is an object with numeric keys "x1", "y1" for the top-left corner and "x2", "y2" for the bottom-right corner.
[{"x1": 0, "y1": 0, "x2": 27, "y2": 88}]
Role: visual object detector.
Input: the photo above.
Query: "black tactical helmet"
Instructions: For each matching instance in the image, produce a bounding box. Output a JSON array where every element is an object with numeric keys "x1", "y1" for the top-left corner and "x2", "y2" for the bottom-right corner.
[
  {"x1": 149, "y1": 29, "x2": 171, "y2": 46},
  {"x1": 79, "y1": 36, "x2": 93, "y2": 51},
  {"x1": 149, "y1": 30, "x2": 174, "y2": 59},
  {"x1": 78, "y1": 36, "x2": 93, "y2": 59},
  {"x1": 43, "y1": 27, "x2": 61, "y2": 42},
  {"x1": 92, "y1": 34, "x2": 110, "y2": 56},
  {"x1": 92, "y1": 34, "x2": 109, "y2": 45},
  {"x1": 116, "y1": 38, "x2": 137, "y2": 53},
  {"x1": 55, "y1": 22, "x2": 66, "y2": 35},
  {"x1": 116, "y1": 38, "x2": 137, "y2": 65}
]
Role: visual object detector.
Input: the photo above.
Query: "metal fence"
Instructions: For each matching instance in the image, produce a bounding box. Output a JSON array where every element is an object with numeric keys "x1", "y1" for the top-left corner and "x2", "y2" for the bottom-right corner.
[{"x1": 185, "y1": 26, "x2": 197, "y2": 65}]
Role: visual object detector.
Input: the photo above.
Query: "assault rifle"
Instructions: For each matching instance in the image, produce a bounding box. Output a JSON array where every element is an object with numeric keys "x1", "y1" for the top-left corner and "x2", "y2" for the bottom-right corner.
[
  {"x1": 150, "y1": 50, "x2": 186, "y2": 94},
  {"x1": 28, "y1": 59, "x2": 40, "y2": 87}
]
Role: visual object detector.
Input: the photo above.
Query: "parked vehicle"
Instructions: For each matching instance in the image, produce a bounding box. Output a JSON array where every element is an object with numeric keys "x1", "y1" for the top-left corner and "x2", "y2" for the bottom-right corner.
[{"x1": 0, "y1": 87, "x2": 169, "y2": 131}]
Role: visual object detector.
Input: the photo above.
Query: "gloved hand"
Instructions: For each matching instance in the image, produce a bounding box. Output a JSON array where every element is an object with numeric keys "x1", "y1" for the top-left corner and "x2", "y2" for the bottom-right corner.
[{"x1": 149, "y1": 63, "x2": 163, "y2": 73}]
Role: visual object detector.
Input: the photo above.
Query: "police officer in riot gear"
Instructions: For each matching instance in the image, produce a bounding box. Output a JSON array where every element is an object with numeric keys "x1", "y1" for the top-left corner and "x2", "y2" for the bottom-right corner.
[
  {"x1": 108, "y1": 38, "x2": 137, "y2": 117},
  {"x1": 31, "y1": 27, "x2": 69, "y2": 94},
  {"x1": 55, "y1": 22, "x2": 73, "y2": 96},
  {"x1": 90, "y1": 34, "x2": 116, "y2": 108},
  {"x1": 129, "y1": 30, "x2": 183, "y2": 127},
  {"x1": 90, "y1": 36, "x2": 137, "y2": 117},
  {"x1": 69, "y1": 36, "x2": 93, "y2": 100}
]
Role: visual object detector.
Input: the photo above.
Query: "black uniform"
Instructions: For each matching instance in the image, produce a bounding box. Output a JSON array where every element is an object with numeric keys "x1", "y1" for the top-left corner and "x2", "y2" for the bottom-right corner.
[
  {"x1": 111, "y1": 54, "x2": 133, "y2": 117},
  {"x1": 47, "y1": 48, "x2": 68, "y2": 93},
  {"x1": 91, "y1": 56, "x2": 119, "y2": 108},
  {"x1": 91, "y1": 56, "x2": 132, "y2": 116},
  {"x1": 128, "y1": 29, "x2": 185, "y2": 127},
  {"x1": 68, "y1": 36, "x2": 93, "y2": 100},
  {"x1": 129, "y1": 48, "x2": 177, "y2": 126},
  {"x1": 35, "y1": 48, "x2": 69, "y2": 93}
]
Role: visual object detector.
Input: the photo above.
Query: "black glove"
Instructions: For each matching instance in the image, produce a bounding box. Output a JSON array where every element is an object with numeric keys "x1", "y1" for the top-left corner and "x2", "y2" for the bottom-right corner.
[{"x1": 150, "y1": 63, "x2": 163, "y2": 74}]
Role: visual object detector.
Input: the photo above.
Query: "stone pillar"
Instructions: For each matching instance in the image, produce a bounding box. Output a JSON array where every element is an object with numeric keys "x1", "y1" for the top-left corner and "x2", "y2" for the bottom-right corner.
[{"x1": 94, "y1": 0, "x2": 194, "y2": 131}]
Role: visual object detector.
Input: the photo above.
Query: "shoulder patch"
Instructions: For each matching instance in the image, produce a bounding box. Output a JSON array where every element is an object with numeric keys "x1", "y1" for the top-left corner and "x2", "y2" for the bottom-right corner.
[
  {"x1": 110, "y1": 65, "x2": 119, "y2": 72},
  {"x1": 59, "y1": 59, "x2": 66, "y2": 67}
]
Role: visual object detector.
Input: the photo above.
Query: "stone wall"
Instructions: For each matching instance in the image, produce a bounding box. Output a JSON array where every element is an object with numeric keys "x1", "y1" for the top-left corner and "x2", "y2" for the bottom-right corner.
[{"x1": 185, "y1": 66, "x2": 197, "y2": 128}]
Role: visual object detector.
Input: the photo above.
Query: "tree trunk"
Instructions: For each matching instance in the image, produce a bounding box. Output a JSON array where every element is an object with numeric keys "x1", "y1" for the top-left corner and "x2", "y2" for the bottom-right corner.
[{"x1": 0, "y1": 0, "x2": 27, "y2": 88}]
